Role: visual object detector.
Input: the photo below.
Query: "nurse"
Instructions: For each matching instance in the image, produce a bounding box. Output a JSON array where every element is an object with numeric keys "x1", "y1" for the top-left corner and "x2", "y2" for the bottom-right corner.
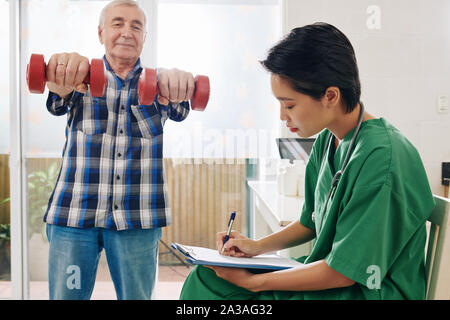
[{"x1": 180, "y1": 22, "x2": 435, "y2": 300}]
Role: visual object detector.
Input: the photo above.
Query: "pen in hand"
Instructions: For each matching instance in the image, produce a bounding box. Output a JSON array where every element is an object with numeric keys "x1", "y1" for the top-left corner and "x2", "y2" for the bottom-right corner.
[{"x1": 221, "y1": 211, "x2": 236, "y2": 255}]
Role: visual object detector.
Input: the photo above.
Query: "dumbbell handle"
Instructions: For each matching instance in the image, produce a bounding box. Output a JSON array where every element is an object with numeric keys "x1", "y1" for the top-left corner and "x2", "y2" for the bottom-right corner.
[
  {"x1": 27, "y1": 54, "x2": 106, "y2": 97},
  {"x1": 138, "y1": 68, "x2": 210, "y2": 111}
]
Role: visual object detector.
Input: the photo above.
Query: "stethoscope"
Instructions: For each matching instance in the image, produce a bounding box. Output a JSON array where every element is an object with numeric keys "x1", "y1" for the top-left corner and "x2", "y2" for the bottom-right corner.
[{"x1": 313, "y1": 102, "x2": 365, "y2": 232}]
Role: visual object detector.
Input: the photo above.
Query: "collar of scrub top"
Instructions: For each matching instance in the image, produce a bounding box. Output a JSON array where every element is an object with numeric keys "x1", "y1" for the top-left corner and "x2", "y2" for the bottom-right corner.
[{"x1": 318, "y1": 102, "x2": 365, "y2": 232}]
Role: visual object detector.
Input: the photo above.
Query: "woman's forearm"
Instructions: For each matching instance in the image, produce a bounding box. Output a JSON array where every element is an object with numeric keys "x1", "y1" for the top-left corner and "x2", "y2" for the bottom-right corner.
[
  {"x1": 252, "y1": 260, "x2": 355, "y2": 292},
  {"x1": 256, "y1": 220, "x2": 315, "y2": 254}
]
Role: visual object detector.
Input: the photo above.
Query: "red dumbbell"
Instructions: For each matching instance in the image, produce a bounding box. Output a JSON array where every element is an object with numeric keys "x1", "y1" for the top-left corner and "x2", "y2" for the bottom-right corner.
[
  {"x1": 26, "y1": 53, "x2": 107, "y2": 97},
  {"x1": 138, "y1": 68, "x2": 210, "y2": 111}
]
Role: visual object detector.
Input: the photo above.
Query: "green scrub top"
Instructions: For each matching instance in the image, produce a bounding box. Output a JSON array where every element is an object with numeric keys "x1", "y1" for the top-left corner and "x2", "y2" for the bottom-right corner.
[
  {"x1": 180, "y1": 118, "x2": 435, "y2": 300},
  {"x1": 298, "y1": 118, "x2": 435, "y2": 299}
]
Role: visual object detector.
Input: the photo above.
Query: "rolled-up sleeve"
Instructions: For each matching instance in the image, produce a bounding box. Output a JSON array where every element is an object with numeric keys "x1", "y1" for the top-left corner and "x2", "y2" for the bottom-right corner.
[
  {"x1": 156, "y1": 100, "x2": 190, "y2": 122},
  {"x1": 46, "y1": 91, "x2": 81, "y2": 116}
]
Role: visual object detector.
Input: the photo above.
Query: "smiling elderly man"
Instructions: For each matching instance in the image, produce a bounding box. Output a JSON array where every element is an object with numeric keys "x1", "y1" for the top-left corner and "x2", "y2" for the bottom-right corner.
[{"x1": 43, "y1": 0, "x2": 194, "y2": 300}]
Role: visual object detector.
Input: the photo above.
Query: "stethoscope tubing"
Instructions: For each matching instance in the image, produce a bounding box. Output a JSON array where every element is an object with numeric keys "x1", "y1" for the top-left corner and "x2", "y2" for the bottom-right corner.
[{"x1": 317, "y1": 102, "x2": 365, "y2": 233}]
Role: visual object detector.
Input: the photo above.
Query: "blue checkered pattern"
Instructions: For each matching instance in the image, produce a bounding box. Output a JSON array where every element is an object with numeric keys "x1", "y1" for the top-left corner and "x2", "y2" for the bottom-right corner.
[{"x1": 43, "y1": 56, "x2": 190, "y2": 230}]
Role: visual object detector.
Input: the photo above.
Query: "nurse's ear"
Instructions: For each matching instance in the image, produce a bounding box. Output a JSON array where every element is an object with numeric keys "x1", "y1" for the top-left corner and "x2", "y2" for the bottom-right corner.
[{"x1": 322, "y1": 86, "x2": 341, "y2": 110}]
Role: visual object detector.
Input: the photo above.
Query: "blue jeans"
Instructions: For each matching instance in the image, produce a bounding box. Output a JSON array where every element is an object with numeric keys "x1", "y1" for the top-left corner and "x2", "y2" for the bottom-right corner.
[{"x1": 46, "y1": 223, "x2": 161, "y2": 300}]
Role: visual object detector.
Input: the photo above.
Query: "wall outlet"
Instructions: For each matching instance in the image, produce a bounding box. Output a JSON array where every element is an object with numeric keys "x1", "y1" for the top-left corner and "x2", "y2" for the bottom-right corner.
[
  {"x1": 442, "y1": 162, "x2": 450, "y2": 186},
  {"x1": 438, "y1": 95, "x2": 449, "y2": 114}
]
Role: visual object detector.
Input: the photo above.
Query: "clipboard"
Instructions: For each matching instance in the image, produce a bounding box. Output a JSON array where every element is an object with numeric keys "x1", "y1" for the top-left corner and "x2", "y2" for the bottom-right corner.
[{"x1": 171, "y1": 242, "x2": 303, "y2": 271}]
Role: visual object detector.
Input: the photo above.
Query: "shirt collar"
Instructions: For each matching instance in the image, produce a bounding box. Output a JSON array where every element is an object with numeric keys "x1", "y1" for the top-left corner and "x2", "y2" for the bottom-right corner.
[{"x1": 102, "y1": 55, "x2": 143, "y2": 82}]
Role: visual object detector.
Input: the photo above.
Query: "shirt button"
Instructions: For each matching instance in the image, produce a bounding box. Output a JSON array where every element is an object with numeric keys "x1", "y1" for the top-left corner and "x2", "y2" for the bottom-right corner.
[
  {"x1": 120, "y1": 129, "x2": 124, "y2": 134},
  {"x1": 114, "y1": 205, "x2": 118, "y2": 210},
  {"x1": 117, "y1": 153, "x2": 122, "y2": 158},
  {"x1": 117, "y1": 175, "x2": 120, "y2": 180}
]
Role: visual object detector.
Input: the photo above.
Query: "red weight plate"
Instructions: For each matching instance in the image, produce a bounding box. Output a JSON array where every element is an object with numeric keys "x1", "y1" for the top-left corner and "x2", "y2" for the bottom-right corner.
[
  {"x1": 27, "y1": 54, "x2": 46, "y2": 94},
  {"x1": 191, "y1": 75, "x2": 210, "y2": 111},
  {"x1": 89, "y1": 59, "x2": 106, "y2": 97},
  {"x1": 138, "y1": 68, "x2": 157, "y2": 105}
]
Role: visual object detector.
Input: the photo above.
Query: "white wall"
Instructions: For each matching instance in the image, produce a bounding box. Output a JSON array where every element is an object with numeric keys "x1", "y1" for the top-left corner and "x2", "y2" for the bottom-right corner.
[{"x1": 282, "y1": 0, "x2": 450, "y2": 196}]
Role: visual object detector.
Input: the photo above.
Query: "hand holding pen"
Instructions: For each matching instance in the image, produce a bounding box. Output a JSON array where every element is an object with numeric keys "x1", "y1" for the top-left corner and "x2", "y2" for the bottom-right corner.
[{"x1": 216, "y1": 212, "x2": 261, "y2": 258}]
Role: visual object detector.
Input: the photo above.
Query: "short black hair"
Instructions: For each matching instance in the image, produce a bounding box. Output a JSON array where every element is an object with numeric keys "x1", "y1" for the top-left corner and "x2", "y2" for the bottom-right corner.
[{"x1": 261, "y1": 22, "x2": 361, "y2": 113}]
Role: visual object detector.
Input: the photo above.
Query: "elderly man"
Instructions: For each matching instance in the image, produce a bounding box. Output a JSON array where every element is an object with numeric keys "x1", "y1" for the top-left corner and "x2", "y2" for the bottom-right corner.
[{"x1": 44, "y1": 0, "x2": 194, "y2": 300}]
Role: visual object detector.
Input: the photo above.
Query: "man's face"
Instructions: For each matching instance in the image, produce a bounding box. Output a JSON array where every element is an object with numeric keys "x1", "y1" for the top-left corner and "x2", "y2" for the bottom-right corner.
[{"x1": 98, "y1": 5, "x2": 146, "y2": 64}]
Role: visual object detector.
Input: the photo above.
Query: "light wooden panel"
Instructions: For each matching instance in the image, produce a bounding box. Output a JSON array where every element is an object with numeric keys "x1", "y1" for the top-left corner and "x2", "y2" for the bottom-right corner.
[
  {"x1": 160, "y1": 158, "x2": 247, "y2": 264},
  {"x1": 0, "y1": 155, "x2": 10, "y2": 225}
]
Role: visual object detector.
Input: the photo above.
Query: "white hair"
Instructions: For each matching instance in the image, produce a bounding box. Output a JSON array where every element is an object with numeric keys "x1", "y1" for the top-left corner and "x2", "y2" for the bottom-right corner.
[{"x1": 99, "y1": 0, "x2": 147, "y2": 30}]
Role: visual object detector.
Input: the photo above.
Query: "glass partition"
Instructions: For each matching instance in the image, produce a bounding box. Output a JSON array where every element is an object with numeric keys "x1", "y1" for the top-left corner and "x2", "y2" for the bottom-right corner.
[
  {"x1": 20, "y1": 0, "x2": 107, "y2": 300},
  {"x1": 0, "y1": 0, "x2": 11, "y2": 300}
]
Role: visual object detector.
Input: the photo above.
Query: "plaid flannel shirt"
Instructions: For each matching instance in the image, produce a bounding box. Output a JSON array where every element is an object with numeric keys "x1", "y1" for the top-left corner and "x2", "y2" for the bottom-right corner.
[{"x1": 43, "y1": 56, "x2": 190, "y2": 230}]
